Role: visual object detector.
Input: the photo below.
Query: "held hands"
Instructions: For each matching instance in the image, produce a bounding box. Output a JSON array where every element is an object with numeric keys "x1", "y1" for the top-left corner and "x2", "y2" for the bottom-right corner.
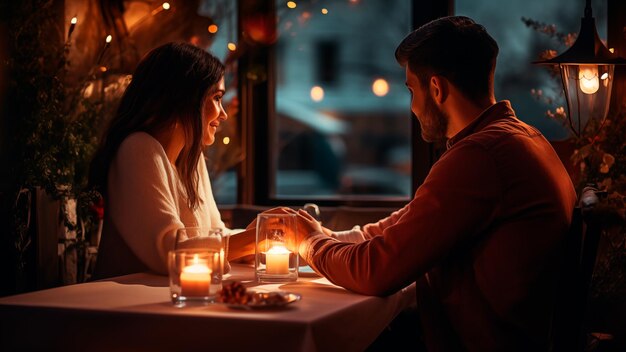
[
  {"x1": 246, "y1": 206, "x2": 330, "y2": 238},
  {"x1": 245, "y1": 207, "x2": 294, "y2": 231},
  {"x1": 235, "y1": 206, "x2": 324, "y2": 264}
]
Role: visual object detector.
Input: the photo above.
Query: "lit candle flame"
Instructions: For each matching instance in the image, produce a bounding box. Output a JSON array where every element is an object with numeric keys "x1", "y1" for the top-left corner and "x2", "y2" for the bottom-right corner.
[{"x1": 267, "y1": 245, "x2": 290, "y2": 254}]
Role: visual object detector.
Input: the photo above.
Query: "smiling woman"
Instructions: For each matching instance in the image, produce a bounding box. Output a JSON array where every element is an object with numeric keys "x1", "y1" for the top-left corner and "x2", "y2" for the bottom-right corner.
[
  {"x1": 202, "y1": 78, "x2": 227, "y2": 146},
  {"x1": 87, "y1": 42, "x2": 251, "y2": 279}
]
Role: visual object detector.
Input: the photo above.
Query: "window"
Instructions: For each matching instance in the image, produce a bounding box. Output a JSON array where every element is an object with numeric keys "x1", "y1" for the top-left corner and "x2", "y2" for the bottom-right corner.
[
  {"x1": 238, "y1": 0, "x2": 447, "y2": 206},
  {"x1": 315, "y1": 40, "x2": 339, "y2": 85},
  {"x1": 273, "y1": 0, "x2": 414, "y2": 203},
  {"x1": 201, "y1": 0, "x2": 240, "y2": 205}
]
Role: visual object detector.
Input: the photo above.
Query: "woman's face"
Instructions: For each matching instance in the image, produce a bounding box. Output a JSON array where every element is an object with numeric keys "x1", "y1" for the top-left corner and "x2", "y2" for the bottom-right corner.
[{"x1": 202, "y1": 77, "x2": 227, "y2": 146}]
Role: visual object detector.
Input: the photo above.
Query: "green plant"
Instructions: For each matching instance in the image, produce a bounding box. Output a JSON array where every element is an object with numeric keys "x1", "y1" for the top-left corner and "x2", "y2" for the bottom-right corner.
[{"x1": 5, "y1": 0, "x2": 109, "y2": 289}]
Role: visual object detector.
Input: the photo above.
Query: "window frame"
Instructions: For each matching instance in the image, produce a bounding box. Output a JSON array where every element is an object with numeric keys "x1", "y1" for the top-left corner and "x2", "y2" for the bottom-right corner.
[{"x1": 236, "y1": 0, "x2": 452, "y2": 207}]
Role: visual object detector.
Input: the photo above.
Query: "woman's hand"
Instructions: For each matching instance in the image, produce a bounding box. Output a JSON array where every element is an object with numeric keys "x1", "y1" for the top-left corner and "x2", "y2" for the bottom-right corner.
[{"x1": 245, "y1": 207, "x2": 295, "y2": 231}]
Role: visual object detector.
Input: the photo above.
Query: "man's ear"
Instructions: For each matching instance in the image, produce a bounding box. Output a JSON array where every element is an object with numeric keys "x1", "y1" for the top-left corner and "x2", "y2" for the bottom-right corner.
[{"x1": 430, "y1": 75, "x2": 448, "y2": 105}]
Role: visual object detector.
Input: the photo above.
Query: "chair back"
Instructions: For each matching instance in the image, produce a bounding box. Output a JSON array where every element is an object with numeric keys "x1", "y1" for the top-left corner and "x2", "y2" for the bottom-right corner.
[{"x1": 550, "y1": 186, "x2": 603, "y2": 352}]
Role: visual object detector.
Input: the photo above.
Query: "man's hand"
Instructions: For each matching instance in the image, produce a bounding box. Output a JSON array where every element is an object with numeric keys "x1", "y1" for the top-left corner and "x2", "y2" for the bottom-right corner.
[
  {"x1": 293, "y1": 209, "x2": 326, "y2": 244},
  {"x1": 243, "y1": 207, "x2": 332, "y2": 255}
]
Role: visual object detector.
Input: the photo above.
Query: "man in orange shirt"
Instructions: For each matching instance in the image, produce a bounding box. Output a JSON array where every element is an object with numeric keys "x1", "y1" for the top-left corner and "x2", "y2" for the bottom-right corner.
[{"x1": 290, "y1": 16, "x2": 576, "y2": 351}]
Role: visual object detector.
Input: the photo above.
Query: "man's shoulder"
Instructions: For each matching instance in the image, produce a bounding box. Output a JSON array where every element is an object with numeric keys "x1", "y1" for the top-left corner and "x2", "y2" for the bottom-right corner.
[{"x1": 463, "y1": 116, "x2": 543, "y2": 150}]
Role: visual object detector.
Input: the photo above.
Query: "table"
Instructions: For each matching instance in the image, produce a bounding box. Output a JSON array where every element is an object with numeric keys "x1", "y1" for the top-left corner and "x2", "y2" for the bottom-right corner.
[{"x1": 0, "y1": 264, "x2": 416, "y2": 352}]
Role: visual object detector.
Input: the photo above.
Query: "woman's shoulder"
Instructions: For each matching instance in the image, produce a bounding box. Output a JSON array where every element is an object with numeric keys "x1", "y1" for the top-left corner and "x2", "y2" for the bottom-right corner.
[
  {"x1": 117, "y1": 132, "x2": 166, "y2": 160},
  {"x1": 115, "y1": 132, "x2": 167, "y2": 167},
  {"x1": 120, "y1": 131, "x2": 160, "y2": 149}
]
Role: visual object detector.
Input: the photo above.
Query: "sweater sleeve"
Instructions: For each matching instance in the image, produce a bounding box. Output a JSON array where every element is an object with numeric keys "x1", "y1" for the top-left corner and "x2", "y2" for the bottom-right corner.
[
  {"x1": 360, "y1": 206, "x2": 411, "y2": 239},
  {"x1": 330, "y1": 226, "x2": 366, "y2": 243},
  {"x1": 107, "y1": 134, "x2": 184, "y2": 275},
  {"x1": 300, "y1": 141, "x2": 502, "y2": 296}
]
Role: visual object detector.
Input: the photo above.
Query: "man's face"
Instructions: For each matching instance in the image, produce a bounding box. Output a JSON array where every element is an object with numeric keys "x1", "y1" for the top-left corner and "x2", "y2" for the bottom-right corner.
[{"x1": 405, "y1": 67, "x2": 448, "y2": 143}]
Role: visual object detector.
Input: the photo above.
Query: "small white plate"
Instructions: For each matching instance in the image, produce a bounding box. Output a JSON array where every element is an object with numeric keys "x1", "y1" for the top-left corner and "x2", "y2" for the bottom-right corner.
[{"x1": 224, "y1": 291, "x2": 301, "y2": 310}]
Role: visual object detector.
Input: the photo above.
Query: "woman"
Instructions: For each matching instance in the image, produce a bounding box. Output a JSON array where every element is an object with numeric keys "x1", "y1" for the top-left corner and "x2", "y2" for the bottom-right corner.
[{"x1": 89, "y1": 42, "x2": 250, "y2": 279}]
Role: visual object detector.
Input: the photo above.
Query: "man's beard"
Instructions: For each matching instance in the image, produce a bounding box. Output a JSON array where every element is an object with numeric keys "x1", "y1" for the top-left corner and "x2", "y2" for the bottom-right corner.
[{"x1": 419, "y1": 93, "x2": 448, "y2": 143}]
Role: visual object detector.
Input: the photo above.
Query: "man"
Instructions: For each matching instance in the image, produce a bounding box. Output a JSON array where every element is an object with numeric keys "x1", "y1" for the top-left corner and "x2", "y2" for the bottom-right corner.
[{"x1": 290, "y1": 16, "x2": 577, "y2": 351}]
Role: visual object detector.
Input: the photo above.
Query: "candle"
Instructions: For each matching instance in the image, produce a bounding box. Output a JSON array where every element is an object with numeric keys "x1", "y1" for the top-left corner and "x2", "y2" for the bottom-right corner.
[
  {"x1": 220, "y1": 248, "x2": 225, "y2": 274},
  {"x1": 67, "y1": 16, "x2": 77, "y2": 40},
  {"x1": 265, "y1": 245, "x2": 290, "y2": 275},
  {"x1": 180, "y1": 254, "x2": 211, "y2": 297},
  {"x1": 96, "y1": 35, "x2": 112, "y2": 64}
]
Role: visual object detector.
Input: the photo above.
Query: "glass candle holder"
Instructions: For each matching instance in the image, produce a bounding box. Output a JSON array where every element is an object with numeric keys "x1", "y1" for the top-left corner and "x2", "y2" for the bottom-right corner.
[
  {"x1": 255, "y1": 213, "x2": 298, "y2": 283},
  {"x1": 175, "y1": 227, "x2": 228, "y2": 288},
  {"x1": 168, "y1": 248, "x2": 221, "y2": 306}
]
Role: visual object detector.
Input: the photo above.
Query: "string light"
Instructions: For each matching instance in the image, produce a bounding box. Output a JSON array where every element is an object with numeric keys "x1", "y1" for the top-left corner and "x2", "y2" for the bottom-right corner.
[
  {"x1": 96, "y1": 35, "x2": 112, "y2": 64},
  {"x1": 287, "y1": 1, "x2": 297, "y2": 9},
  {"x1": 223, "y1": 137, "x2": 230, "y2": 145},
  {"x1": 151, "y1": 2, "x2": 171, "y2": 15},
  {"x1": 227, "y1": 42, "x2": 237, "y2": 51},
  {"x1": 208, "y1": 24, "x2": 218, "y2": 33},
  {"x1": 129, "y1": 2, "x2": 173, "y2": 34},
  {"x1": 321, "y1": 8, "x2": 328, "y2": 15},
  {"x1": 67, "y1": 16, "x2": 78, "y2": 40}
]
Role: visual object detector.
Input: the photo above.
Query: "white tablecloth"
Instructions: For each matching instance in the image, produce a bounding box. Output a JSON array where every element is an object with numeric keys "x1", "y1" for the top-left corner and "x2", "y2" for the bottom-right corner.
[{"x1": 0, "y1": 264, "x2": 415, "y2": 352}]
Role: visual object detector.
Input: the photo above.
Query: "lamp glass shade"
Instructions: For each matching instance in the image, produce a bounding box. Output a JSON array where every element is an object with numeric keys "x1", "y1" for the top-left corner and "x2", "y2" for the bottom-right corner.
[{"x1": 560, "y1": 64, "x2": 614, "y2": 136}]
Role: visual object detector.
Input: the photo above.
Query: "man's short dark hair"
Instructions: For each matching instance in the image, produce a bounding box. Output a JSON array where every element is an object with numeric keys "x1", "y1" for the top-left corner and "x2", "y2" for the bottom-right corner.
[{"x1": 395, "y1": 16, "x2": 499, "y2": 101}]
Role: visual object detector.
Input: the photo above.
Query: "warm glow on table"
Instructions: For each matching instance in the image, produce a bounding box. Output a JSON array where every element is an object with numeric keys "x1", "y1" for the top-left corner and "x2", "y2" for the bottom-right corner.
[
  {"x1": 265, "y1": 246, "x2": 290, "y2": 275},
  {"x1": 180, "y1": 255, "x2": 211, "y2": 297}
]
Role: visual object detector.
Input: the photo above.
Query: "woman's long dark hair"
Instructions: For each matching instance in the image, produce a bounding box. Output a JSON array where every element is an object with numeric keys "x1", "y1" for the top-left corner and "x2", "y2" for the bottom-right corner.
[{"x1": 89, "y1": 42, "x2": 225, "y2": 210}]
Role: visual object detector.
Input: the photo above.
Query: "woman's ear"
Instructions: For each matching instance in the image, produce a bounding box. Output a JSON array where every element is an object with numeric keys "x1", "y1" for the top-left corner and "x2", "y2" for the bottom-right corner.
[{"x1": 430, "y1": 75, "x2": 448, "y2": 105}]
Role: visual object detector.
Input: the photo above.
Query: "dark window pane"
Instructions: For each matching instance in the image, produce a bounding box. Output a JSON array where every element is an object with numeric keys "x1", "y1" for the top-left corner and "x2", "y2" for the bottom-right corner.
[
  {"x1": 201, "y1": 0, "x2": 239, "y2": 205},
  {"x1": 273, "y1": 0, "x2": 413, "y2": 199}
]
